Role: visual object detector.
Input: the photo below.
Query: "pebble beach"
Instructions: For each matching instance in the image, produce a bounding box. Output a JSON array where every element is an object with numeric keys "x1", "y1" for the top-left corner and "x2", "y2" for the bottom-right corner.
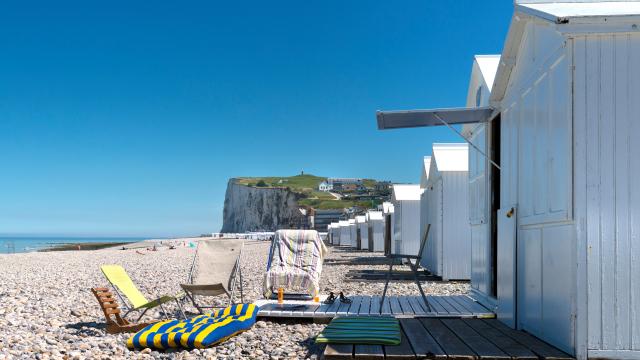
[{"x1": 0, "y1": 239, "x2": 469, "y2": 359}]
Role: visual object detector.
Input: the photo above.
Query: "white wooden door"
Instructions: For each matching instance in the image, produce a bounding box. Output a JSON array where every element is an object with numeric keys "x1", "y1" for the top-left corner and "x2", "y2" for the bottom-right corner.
[{"x1": 497, "y1": 207, "x2": 517, "y2": 327}]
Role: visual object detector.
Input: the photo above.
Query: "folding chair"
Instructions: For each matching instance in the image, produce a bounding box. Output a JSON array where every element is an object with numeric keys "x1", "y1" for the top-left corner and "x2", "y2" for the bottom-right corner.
[
  {"x1": 100, "y1": 265, "x2": 185, "y2": 321},
  {"x1": 180, "y1": 239, "x2": 244, "y2": 314},
  {"x1": 90, "y1": 287, "x2": 157, "y2": 333},
  {"x1": 380, "y1": 224, "x2": 432, "y2": 312},
  {"x1": 263, "y1": 229, "x2": 327, "y2": 299}
]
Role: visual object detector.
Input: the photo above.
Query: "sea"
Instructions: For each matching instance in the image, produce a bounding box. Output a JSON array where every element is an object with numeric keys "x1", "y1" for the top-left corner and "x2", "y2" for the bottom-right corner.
[{"x1": 0, "y1": 236, "x2": 149, "y2": 254}]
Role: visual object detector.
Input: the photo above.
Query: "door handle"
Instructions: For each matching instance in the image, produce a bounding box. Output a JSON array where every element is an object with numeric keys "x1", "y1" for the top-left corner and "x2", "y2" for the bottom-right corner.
[{"x1": 506, "y1": 207, "x2": 515, "y2": 218}]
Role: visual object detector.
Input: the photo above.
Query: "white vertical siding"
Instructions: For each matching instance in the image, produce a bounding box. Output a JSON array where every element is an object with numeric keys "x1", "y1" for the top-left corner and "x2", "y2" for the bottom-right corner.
[
  {"x1": 423, "y1": 180, "x2": 443, "y2": 274},
  {"x1": 500, "y1": 22, "x2": 574, "y2": 354},
  {"x1": 401, "y1": 200, "x2": 422, "y2": 256},
  {"x1": 420, "y1": 189, "x2": 429, "y2": 257},
  {"x1": 359, "y1": 222, "x2": 369, "y2": 250},
  {"x1": 573, "y1": 34, "x2": 640, "y2": 353},
  {"x1": 349, "y1": 223, "x2": 357, "y2": 248},
  {"x1": 393, "y1": 204, "x2": 402, "y2": 254},
  {"x1": 467, "y1": 123, "x2": 492, "y2": 297},
  {"x1": 442, "y1": 172, "x2": 472, "y2": 280},
  {"x1": 512, "y1": 50, "x2": 572, "y2": 225},
  {"x1": 468, "y1": 125, "x2": 487, "y2": 225},
  {"x1": 368, "y1": 219, "x2": 384, "y2": 252},
  {"x1": 339, "y1": 224, "x2": 350, "y2": 246}
]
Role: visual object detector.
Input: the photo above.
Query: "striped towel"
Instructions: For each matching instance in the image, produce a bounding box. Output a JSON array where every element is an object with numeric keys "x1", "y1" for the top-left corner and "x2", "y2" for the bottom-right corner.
[
  {"x1": 263, "y1": 229, "x2": 328, "y2": 298},
  {"x1": 127, "y1": 304, "x2": 257, "y2": 350},
  {"x1": 315, "y1": 317, "x2": 401, "y2": 345}
]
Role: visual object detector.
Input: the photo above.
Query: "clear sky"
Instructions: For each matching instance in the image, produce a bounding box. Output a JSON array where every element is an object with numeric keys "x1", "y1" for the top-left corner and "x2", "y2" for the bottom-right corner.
[{"x1": 0, "y1": 1, "x2": 513, "y2": 237}]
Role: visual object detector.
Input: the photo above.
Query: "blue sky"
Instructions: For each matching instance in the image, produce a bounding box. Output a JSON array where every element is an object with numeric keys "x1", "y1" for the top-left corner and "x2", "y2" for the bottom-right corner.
[{"x1": 0, "y1": 1, "x2": 513, "y2": 237}]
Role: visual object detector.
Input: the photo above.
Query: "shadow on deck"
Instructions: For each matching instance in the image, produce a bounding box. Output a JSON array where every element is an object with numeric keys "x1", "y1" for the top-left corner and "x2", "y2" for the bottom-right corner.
[{"x1": 324, "y1": 318, "x2": 574, "y2": 360}]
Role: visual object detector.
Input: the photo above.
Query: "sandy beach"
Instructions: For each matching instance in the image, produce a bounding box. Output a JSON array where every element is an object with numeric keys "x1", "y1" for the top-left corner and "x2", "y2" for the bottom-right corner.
[{"x1": 0, "y1": 239, "x2": 468, "y2": 359}]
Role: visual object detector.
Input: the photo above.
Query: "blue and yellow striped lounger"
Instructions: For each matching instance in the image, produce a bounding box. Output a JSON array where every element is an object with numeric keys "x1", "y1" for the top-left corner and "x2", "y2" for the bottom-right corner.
[{"x1": 127, "y1": 303, "x2": 258, "y2": 350}]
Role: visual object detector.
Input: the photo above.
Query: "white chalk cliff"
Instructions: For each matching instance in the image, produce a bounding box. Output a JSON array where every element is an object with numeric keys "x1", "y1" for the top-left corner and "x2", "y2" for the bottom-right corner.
[{"x1": 220, "y1": 179, "x2": 304, "y2": 232}]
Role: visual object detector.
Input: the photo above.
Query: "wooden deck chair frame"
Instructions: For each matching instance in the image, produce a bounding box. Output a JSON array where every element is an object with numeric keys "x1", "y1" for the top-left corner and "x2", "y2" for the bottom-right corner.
[
  {"x1": 100, "y1": 265, "x2": 186, "y2": 322},
  {"x1": 181, "y1": 241, "x2": 244, "y2": 314},
  {"x1": 91, "y1": 287, "x2": 157, "y2": 333},
  {"x1": 380, "y1": 224, "x2": 432, "y2": 313}
]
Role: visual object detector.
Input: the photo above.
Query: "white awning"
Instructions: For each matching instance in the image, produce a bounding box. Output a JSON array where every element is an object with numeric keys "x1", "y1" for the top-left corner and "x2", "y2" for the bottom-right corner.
[
  {"x1": 376, "y1": 107, "x2": 494, "y2": 130},
  {"x1": 375, "y1": 106, "x2": 500, "y2": 170}
]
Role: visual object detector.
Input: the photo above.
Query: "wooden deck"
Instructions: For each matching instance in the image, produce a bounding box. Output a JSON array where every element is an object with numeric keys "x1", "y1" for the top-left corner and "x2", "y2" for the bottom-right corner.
[
  {"x1": 323, "y1": 318, "x2": 574, "y2": 360},
  {"x1": 255, "y1": 295, "x2": 494, "y2": 319}
]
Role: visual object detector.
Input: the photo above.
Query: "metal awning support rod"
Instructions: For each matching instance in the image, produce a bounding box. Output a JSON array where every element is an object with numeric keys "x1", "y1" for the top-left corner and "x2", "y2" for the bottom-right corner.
[{"x1": 433, "y1": 113, "x2": 501, "y2": 171}]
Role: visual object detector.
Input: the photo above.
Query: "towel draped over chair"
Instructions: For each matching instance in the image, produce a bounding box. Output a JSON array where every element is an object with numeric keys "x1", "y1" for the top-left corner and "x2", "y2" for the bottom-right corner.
[{"x1": 263, "y1": 229, "x2": 327, "y2": 298}]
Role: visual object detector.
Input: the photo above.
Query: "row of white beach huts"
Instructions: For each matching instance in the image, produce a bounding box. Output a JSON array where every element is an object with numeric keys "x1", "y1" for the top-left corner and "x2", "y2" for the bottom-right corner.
[
  {"x1": 327, "y1": 141, "x2": 473, "y2": 281},
  {"x1": 365, "y1": 1, "x2": 640, "y2": 358}
]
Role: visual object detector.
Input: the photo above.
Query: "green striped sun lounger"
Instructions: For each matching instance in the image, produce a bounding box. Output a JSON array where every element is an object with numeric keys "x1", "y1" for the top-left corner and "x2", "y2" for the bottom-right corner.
[{"x1": 315, "y1": 316, "x2": 401, "y2": 345}]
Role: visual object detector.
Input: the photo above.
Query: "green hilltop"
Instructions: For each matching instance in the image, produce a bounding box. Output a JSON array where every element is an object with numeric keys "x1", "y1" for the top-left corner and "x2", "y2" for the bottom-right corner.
[{"x1": 234, "y1": 174, "x2": 382, "y2": 210}]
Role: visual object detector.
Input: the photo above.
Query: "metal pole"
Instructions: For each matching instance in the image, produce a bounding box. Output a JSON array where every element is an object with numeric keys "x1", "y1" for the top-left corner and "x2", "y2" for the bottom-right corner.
[{"x1": 432, "y1": 113, "x2": 501, "y2": 171}]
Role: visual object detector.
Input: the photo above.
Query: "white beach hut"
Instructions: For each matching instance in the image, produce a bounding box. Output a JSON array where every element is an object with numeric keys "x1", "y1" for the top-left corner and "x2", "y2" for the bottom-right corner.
[
  {"x1": 419, "y1": 156, "x2": 432, "y2": 258},
  {"x1": 355, "y1": 215, "x2": 368, "y2": 250},
  {"x1": 338, "y1": 220, "x2": 350, "y2": 246},
  {"x1": 381, "y1": 201, "x2": 394, "y2": 254},
  {"x1": 366, "y1": 210, "x2": 384, "y2": 252},
  {"x1": 421, "y1": 143, "x2": 472, "y2": 281},
  {"x1": 391, "y1": 184, "x2": 421, "y2": 256},
  {"x1": 328, "y1": 223, "x2": 338, "y2": 245},
  {"x1": 348, "y1": 218, "x2": 357, "y2": 248},
  {"x1": 376, "y1": 1, "x2": 640, "y2": 357}
]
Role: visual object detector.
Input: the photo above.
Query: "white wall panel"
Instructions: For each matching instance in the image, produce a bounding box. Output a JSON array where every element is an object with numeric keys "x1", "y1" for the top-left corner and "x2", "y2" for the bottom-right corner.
[
  {"x1": 442, "y1": 172, "x2": 472, "y2": 280},
  {"x1": 401, "y1": 200, "x2": 422, "y2": 256},
  {"x1": 393, "y1": 204, "x2": 402, "y2": 254},
  {"x1": 519, "y1": 227, "x2": 543, "y2": 336},
  {"x1": 573, "y1": 34, "x2": 640, "y2": 353},
  {"x1": 368, "y1": 219, "x2": 384, "y2": 252},
  {"x1": 503, "y1": 22, "x2": 574, "y2": 354}
]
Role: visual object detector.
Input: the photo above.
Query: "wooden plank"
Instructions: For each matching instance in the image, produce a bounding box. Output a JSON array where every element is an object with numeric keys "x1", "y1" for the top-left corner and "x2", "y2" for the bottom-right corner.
[
  {"x1": 383, "y1": 323, "x2": 417, "y2": 360},
  {"x1": 324, "y1": 344, "x2": 353, "y2": 360},
  {"x1": 462, "y1": 319, "x2": 537, "y2": 359},
  {"x1": 425, "y1": 296, "x2": 448, "y2": 315},
  {"x1": 354, "y1": 345, "x2": 384, "y2": 360},
  {"x1": 336, "y1": 299, "x2": 353, "y2": 316},
  {"x1": 418, "y1": 296, "x2": 438, "y2": 315},
  {"x1": 447, "y1": 295, "x2": 477, "y2": 314},
  {"x1": 322, "y1": 298, "x2": 342, "y2": 317},
  {"x1": 313, "y1": 300, "x2": 335, "y2": 317},
  {"x1": 302, "y1": 304, "x2": 321, "y2": 317},
  {"x1": 389, "y1": 297, "x2": 403, "y2": 315},
  {"x1": 613, "y1": 33, "x2": 632, "y2": 353},
  {"x1": 347, "y1": 296, "x2": 363, "y2": 316},
  {"x1": 455, "y1": 296, "x2": 494, "y2": 316},
  {"x1": 599, "y1": 35, "x2": 617, "y2": 350},
  {"x1": 398, "y1": 297, "x2": 415, "y2": 315},
  {"x1": 369, "y1": 296, "x2": 382, "y2": 317},
  {"x1": 399, "y1": 318, "x2": 446, "y2": 359},
  {"x1": 441, "y1": 319, "x2": 509, "y2": 359},
  {"x1": 483, "y1": 319, "x2": 573, "y2": 360},
  {"x1": 431, "y1": 296, "x2": 460, "y2": 315},
  {"x1": 420, "y1": 318, "x2": 477, "y2": 359},
  {"x1": 256, "y1": 303, "x2": 280, "y2": 317},
  {"x1": 358, "y1": 296, "x2": 371, "y2": 315},
  {"x1": 584, "y1": 36, "x2": 602, "y2": 349},
  {"x1": 406, "y1": 296, "x2": 427, "y2": 316},
  {"x1": 439, "y1": 296, "x2": 469, "y2": 315},
  {"x1": 380, "y1": 297, "x2": 392, "y2": 316}
]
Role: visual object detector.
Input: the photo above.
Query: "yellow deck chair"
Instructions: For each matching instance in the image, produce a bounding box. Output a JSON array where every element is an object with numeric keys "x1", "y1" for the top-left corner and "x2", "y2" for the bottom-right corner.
[{"x1": 101, "y1": 265, "x2": 185, "y2": 321}]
